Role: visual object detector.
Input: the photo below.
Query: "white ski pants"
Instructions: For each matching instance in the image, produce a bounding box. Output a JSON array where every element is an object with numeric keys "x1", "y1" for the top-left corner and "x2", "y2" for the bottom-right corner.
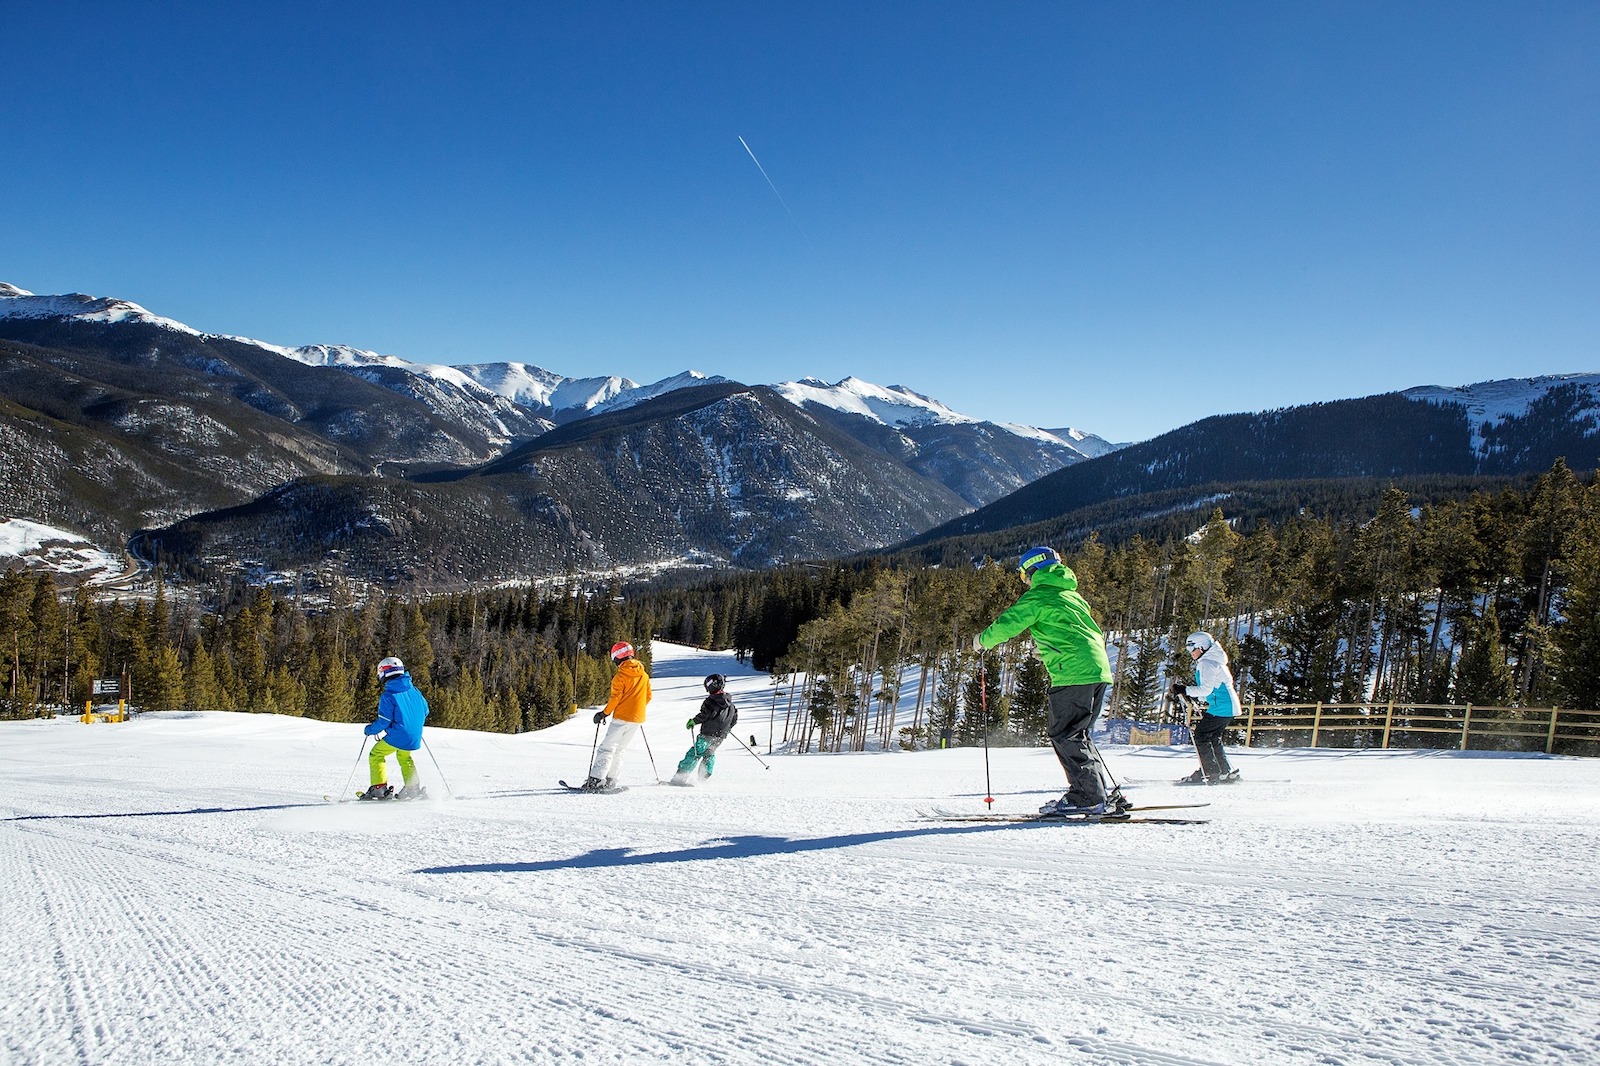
[{"x1": 590, "y1": 718, "x2": 642, "y2": 782}]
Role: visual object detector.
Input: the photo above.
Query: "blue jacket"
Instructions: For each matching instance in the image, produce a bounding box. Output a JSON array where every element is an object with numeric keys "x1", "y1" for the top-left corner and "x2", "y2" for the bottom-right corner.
[{"x1": 365, "y1": 674, "x2": 429, "y2": 750}]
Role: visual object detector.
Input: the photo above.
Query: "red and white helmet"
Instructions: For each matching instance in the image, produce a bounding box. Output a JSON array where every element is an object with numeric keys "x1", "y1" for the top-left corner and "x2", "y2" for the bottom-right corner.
[
  {"x1": 609, "y1": 641, "x2": 634, "y2": 663},
  {"x1": 377, "y1": 656, "x2": 406, "y2": 680}
]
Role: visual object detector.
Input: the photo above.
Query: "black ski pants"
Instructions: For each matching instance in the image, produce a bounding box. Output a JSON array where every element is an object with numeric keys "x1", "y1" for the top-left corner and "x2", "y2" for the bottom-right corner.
[
  {"x1": 1046, "y1": 682, "x2": 1111, "y2": 805},
  {"x1": 1193, "y1": 712, "x2": 1236, "y2": 779}
]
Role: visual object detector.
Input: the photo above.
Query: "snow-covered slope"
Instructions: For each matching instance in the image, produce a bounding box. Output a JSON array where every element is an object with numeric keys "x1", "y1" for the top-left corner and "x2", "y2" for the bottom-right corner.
[
  {"x1": 775, "y1": 376, "x2": 973, "y2": 428},
  {"x1": 0, "y1": 517, "x2": 123, "y2": 581},
  {"x1": 774, "y1": 376, "x2": 1121, "y2": 459},
  {"x1": 456, "y1": 362, "x2": 636, "y2": 416},
  {"x1": 4, "y1": 641, "x2": 1596, "y2": 1065},
  {"x1": 0, "y1": 285, "x2": 203, "y2": 336},
  {"x1": 1405, "y1": 374, "x2": 1600, "y2": 456},
  {"x1": 1043, "y1": 424, "x2": 1124, "y2": 457}
]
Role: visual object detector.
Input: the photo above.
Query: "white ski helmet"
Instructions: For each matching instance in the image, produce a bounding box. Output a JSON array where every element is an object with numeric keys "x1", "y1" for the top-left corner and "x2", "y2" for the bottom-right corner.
[
  {"x1": 1184, "y1": 632, "x2": 1215, "y2": 654},
  {"x1": 377, "y1": 656, "x2": 406, "y2": 680}
]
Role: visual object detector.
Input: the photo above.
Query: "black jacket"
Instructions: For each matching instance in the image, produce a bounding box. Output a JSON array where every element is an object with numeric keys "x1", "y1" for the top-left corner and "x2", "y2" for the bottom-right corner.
[{"x1": 692, "y1": 691, "x2": 738, "y2": 738}]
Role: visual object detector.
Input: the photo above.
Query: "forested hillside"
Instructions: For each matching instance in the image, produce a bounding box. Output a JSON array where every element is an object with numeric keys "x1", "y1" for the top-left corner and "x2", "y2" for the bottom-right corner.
[{"x1": 5, "y1": 463, "x2": 1597, "y2": 738}]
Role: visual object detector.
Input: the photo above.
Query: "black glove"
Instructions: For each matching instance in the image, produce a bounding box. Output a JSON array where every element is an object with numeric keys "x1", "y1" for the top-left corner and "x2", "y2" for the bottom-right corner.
[
  {"x1": 592, "y1": 711, "x2": 606, "y2": 725},
  {"x1": 1170, "y1": 681, "x2": 1187, "y2": 699}
]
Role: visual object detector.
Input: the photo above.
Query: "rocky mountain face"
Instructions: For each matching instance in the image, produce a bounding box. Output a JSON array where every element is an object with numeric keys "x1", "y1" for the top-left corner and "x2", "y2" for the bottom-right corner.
[{"x1": 136, "y1": 384, "x2": 971, "y2": 586}]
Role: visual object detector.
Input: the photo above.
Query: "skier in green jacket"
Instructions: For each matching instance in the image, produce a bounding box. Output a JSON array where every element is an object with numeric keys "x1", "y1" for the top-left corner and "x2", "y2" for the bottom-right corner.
[{"x1": 974, "y1": 546, "x2": 1124, "y2": 816}]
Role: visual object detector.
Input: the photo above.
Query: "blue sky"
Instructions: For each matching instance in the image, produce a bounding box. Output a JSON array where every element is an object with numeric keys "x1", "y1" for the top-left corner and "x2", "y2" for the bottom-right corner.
[{"x1": 4, "y1": 2, "x2": 1596, "y2": 443}]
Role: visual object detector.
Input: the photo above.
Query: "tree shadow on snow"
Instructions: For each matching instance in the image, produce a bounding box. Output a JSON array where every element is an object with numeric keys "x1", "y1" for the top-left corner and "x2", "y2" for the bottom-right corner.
[
  {"x1": 417, "y1": 822, "x2": 1046, "y2": 875},
  {"x1": 3, "y1": 802, "x2": 322, "y2": 822}
]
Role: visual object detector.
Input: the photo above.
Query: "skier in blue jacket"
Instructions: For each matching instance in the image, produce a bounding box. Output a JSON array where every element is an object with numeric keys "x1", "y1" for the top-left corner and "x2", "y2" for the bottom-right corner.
[
  {"x1": 361, "y1": 656, "x2": 430, "y2": 800},
  {"x1": 1173, "y1": 632, "x2": 1241, "y2": 785}
]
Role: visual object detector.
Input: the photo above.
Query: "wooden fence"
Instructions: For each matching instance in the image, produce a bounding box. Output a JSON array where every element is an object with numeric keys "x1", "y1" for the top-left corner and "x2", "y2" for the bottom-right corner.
[{"x1": 1229, "y1": 702, "x2": 1600, "y2": 757}]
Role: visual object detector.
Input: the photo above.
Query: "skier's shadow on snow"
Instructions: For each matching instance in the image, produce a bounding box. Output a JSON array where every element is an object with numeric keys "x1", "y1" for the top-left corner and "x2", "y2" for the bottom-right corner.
[{"x1": 418, "y1": 823, "x2": 1036, "y2": 875}]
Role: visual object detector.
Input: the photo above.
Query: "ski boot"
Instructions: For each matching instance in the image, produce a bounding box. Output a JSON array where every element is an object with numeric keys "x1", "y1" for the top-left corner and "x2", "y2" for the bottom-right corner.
[
  {"x1": 579, "y1": 776, "x2": 605, "y2": 793},
  {"x1": 1107, "y1": 788, "x2": 1134, "y2": 815},
  {"x1": 1215, "y1": 770, "x2": 1241, "y2": 784},
  {"x1": 397, "y1": 781, "x2": 428, "y2": 801},
  {"x1": 1176, "y1": 769, "x2": 1209, "y2": 786},
  {"x1": 358, "y1": 783, "x2": 395, "y2": 801},
  {"x1": 1040, "y1": 795, "x2": 1108, "y2": 816}
]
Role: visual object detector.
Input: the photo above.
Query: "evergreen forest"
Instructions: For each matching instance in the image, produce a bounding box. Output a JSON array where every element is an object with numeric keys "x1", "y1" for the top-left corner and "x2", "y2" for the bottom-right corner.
[{"x1": 4, "y1": 463, "x2": 1599, "y2": 753}]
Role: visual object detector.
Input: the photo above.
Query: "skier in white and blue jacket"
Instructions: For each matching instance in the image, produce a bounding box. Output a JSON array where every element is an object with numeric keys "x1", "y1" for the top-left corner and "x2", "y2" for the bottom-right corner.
[
  {"x1": 1173, "y1": 632, "x2": 1240, "y2": 785},
  {"x1": 360, "y1": 656, "x2": 430, "y2": 800}
]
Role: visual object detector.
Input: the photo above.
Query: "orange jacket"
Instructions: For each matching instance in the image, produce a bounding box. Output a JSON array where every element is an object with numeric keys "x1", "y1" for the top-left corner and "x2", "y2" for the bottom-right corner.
[{"x1": 600, "y1": 657, "x2": 651, "y2": 723}]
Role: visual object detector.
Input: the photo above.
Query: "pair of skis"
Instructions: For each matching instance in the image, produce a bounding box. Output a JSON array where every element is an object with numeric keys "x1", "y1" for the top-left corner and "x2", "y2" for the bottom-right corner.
[
  {"x1": 557, "y1": 780, "x2": 628, "y2": 794},
  {"x1": 322, "y1": 790, "x2": 430, "y2": 804},
  {"x1": 922, "y1": 801, "x2": 1210, "y2": 826}
]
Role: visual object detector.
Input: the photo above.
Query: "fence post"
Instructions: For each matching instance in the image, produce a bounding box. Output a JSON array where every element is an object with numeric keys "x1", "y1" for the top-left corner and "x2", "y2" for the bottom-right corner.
[
  {"x1": 1546, "y1": 707, "x2": 1560, "y2": 755},
  {"x1": 1460, "y1": 704, "x2": 1473, "y2": 751},
  {"x1": 1382, "y1": 698, "x2": 1395, "y2": 750},
  {"x1": 1246, "y1": 700, "x2": 1256, "y2": 747},
  {"x1": 1311, "y1": 702, "x2": 1323, "y2": 748}
]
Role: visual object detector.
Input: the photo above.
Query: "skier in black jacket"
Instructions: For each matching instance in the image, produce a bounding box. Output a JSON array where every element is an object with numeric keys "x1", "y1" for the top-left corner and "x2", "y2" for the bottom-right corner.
[{"x1": 670, "y1": 674, "x2": 738, "y2": 785}]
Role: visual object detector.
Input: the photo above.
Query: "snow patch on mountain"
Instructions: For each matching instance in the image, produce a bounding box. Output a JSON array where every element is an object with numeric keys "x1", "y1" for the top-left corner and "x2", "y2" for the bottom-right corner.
[
  {"x1": 0, "y1": 517, "x2": 123, "y2": 579},
  {"x1": 456, "y1": 362, "x2": 623, "y2": 412},
  {"x1": 1044, "y1": 426, "x2": 1125, "y2": 458},
  {"x1": 778, "y1": 376, "x2": 1120, "y2": 459},
  {"x1": 0, "y1": 287, "x2": 203, "y2": 337},
  {"x1": 595, "y1": 370, "x2": 730, "y2": 415},
  {"x1": 775, "y1": 376, "x2": 969, "y2": 428},
  {"x1": 1404, "y1": 374, "x2": 1600, "y2": 454}
]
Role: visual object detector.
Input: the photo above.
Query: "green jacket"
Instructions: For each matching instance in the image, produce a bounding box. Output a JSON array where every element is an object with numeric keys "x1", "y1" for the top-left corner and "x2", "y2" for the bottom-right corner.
[{"x1": 978, "y1": 563, "x2": 1112, "y2": 687}]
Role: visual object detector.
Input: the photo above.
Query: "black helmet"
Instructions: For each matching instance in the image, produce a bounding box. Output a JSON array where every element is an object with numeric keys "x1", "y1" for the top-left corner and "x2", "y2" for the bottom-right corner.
[{"x1": 703, "y1": 674, "x2": 726, "y2": 693}]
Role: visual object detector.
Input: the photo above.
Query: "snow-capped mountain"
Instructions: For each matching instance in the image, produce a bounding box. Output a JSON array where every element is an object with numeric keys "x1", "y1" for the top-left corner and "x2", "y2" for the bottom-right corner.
[
  {"x1": 0, "y1": 283, "x2": 1099, "y2": 578},
  {"x1": 774, "y1": 376, "x2": 1114, "y2": 461},
  {"x1": 1043, "y1": 425, "x2": 1123, "y2": 459},
  {"x1": 774, "y1": 376, "x2": 971, "y2": 429},
  {"x1": 772, "y1": 376, "x2": 1100, "y2": 506},
  {"x1": 0, "y1": 285, "x2": 1098, "y2": 458}
]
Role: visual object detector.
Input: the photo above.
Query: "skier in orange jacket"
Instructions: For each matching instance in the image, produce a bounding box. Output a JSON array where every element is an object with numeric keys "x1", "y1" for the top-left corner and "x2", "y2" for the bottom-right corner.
[{"x1": 579, "y1": 642, "x2": 651, "y2": 791}]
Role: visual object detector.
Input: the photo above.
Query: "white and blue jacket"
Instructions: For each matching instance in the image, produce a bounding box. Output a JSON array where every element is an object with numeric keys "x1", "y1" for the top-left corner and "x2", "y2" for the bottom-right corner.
[{"x1": 1183, "y1": 643, "x2": 1240, "y2": 719}]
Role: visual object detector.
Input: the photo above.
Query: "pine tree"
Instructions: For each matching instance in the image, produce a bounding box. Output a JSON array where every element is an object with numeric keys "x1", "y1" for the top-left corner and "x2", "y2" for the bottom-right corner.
[
  {"x1": 186, "y1": 642, "x2": 220, "y2": 711},
  {"x1": 147, "y1": 646, "x2": 186, "y2": 712},
  {"x1": 311, "y1": 652, "x2": 355, "y2": 723},
  {"x1": 1012, "y1": 653, "x2": 1050, "y2": 742},
  {"x1": 1453, "y1": 601, "x2": 1514, "y2": 706}
]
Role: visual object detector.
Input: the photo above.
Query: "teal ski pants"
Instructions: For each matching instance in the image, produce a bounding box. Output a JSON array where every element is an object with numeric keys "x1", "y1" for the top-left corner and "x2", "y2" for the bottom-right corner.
[{"x1": 676, "y1": 734, "x2": 726, "y2": 777}]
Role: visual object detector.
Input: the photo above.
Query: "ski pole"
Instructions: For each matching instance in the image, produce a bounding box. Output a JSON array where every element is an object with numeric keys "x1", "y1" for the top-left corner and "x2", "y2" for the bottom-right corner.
[
  {"x1": 421, "y1": 737, "x2": 453, "y2": 798},
  {"x1": 639, "y1": 724, "x2": 660, "y2": 783},
  {"x1": 590, "y1": 714, "x2": 603, "y2": 765},
  {"x1": 729, "y1": 730, "x2": 771, "y2": 769},
  {"x1": 339, "y1": 736, "x2": 370, "y2": 799},
  {"x1": 979, "y1": 656, "x2": 994, "y2": 809}
]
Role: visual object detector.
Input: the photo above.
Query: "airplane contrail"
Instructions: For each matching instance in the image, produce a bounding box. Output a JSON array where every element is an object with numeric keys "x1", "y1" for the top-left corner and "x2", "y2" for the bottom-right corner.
[{"x1": 738, "y1": 135, "x2": 810, "y2": 243}]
